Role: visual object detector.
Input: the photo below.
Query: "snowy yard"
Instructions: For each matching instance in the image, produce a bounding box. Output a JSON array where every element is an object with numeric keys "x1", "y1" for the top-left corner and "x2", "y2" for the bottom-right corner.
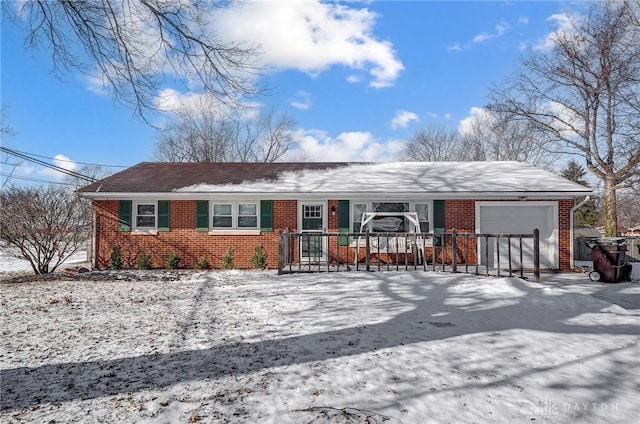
[{"x1": 1, "y1": 270, "x2": 639, "y2": 423}]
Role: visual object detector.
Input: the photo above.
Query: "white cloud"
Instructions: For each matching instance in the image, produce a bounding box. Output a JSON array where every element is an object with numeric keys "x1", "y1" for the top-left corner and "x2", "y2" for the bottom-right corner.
[
  {"x1": 212, "y1": 1, "x2": 403, "y2": 88},
  {"x1": 291, "y1": 129, "x2": 405, "y2": 162},
  {"x1": 155, "y1": 88, "x2": 234, "y2": 118},
  {"x1": 424, "y1": 111, "x2": 452, "y2": 121},
  {"x1": 473, "y1": 22, "x2": 509, "y2": 44},
  {"x1": 446, "y1": 43, "x2": 462, "y2": 51},
  {"x1": 458, "y1": 107, "x2": 494, "y2": 136},
  {"x1": 38, "y1": 154, "x2": 79, "y2": 179},
  {"x1": 290, "y1": 91, "x2": 312, "y2": 110},
  {"x1": 83, "y1": 74, "x2": 109, "y2": 96},
  {"x1": 390, "y1": 110, "x2": 419, "y2": 130},
  {"x1": 533, "y1": 13, "x2": 577, "y2": 52},
  {"x1": 519, "y1": 16, "x2": 529, "y2": 25}
]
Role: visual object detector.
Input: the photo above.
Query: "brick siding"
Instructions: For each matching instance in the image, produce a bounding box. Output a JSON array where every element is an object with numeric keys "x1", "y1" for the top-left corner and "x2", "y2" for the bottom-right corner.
[{"x1": 93, "y1": 198, "x2": 575, "y2": 271}]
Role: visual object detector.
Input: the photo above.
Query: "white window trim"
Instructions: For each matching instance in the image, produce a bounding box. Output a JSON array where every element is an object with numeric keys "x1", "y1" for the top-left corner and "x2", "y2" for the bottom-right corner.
[
  {"x1": 350, "y1": 200, "x2": 434, "y2": 233},
  {"x1": 133, "y1": 201, "x2": 157, "y2": 234},
  {"x1": 210, "y1": 201, "x2": 260, "y2": 231}
]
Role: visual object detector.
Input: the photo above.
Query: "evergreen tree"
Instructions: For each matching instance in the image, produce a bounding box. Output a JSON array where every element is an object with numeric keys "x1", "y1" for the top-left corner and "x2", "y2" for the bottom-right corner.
[{"x1": 561, "y1": 160, "x2": 598, "y2": 227}]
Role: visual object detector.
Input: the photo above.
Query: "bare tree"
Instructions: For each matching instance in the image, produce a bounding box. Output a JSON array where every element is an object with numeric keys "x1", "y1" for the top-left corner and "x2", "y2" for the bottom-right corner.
[
  {"x1": 399, "y1": 125, "x2": 465, "y2": 161},
  {"x1": 0, "y1": 105, "x2": 22, "y2": 189},
  {"x1": 1, "y1": 105, "x2": 14, "y2": 137},
  {"x1": 0, "y1": 185, "x2": 91, "y2": 274},
  {"x1": 399, "y1": 116, "x2": 553, "y2": 165},
  {"x1": 460, "y1": 109, "x2": 557, "y2": 167},
  {"x1": 488, "y1": 1, "x2": 640, "y2": 236},
  {"x1": 155, "y1": 106, "x2": 298, "y2": 162},
  {"x1": 4, "y1": 1, "x2": 261, "y2": 119}
]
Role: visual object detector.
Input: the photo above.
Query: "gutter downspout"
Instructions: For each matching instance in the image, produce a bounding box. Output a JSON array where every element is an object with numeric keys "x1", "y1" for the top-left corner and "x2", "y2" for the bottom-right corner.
[{"x1": 570, "y1": 195, "x2": 591, "y2": 270}]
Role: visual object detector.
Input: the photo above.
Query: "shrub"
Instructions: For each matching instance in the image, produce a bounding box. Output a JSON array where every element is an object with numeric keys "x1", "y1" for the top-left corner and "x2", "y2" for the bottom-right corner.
[
  {"x1": 251, "y1": 244, "x2": 267, "y2": 269},
  {"x1": 165, "y1": 252, "x2": 181, "y2": 270},
  {"x1": 136, "y1": 252, "x2": 153, "y2": 270},
  {"x1": 194, "y1": 256, "x2": 211, "y2": 270},
  {"x1": 222, "y1": 247, "x2": 234, "y2": 270},
  {"x1": 110, "y1": 245, "x2": 123, "y2": 270}
]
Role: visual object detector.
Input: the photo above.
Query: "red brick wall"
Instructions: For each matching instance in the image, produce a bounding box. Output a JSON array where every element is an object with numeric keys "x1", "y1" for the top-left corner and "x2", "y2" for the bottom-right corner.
[
  {"x1": 445, "y1": 200, "x2": 476, "y2": 232},
  {"x1": 442, "y1": 199, "x2": 574, "y2": 271},
  {"x1": 93, "y1": 198, "x2": 575, "y2": 271},
  {"x1": 558, "y1": 199, "x2": 573, "y2": 271},
  {"x1": 93, "y1": 200, "x2": 297, "y2": 270}
]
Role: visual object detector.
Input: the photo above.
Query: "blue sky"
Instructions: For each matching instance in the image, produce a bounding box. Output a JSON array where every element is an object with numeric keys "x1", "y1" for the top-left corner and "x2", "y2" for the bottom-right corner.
[{"x1": 1, "y1": 1, "x2": 580, "y2": 185}]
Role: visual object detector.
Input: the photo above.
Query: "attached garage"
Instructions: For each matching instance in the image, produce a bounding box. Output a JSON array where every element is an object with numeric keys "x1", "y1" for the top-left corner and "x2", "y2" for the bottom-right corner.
[{"x1": 476, "y1": 202, "x2": 558, "y2": 270}]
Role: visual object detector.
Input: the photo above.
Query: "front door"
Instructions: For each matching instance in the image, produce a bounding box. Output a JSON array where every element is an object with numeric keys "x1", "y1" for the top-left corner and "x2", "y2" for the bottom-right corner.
[{"x1": 300, "y1": 203, "x2": 326, "y2": 261}]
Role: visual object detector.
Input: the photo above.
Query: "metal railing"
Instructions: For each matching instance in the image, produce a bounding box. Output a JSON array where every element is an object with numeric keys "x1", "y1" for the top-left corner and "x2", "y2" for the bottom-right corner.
[{"x1": 278, "y1": 229, "x2": 540, "y2": 282}]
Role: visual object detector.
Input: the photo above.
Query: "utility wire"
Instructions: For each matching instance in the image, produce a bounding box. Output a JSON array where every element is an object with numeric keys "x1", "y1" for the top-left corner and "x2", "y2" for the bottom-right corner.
[
  {"x1": 0, "y1": 173, "x2": 77, "y2": 186},
  {"x1": 2, "y1": 148, "x2": 128, "y2": 168},
  {"x1": 0, "y1": 147, "x2": 96, "y2": 182}
]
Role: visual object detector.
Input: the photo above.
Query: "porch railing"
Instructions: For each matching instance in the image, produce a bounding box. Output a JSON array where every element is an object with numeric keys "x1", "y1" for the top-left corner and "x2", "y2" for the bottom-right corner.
[{"x1": 277, "y1": 229, "x2": 540, "y2": 283}]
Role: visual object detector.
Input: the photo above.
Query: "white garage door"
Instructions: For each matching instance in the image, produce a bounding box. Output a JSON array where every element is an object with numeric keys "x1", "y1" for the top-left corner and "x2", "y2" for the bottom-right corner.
[{"x1": 477, "y1": 202, "x2": 558, "y2": 270}]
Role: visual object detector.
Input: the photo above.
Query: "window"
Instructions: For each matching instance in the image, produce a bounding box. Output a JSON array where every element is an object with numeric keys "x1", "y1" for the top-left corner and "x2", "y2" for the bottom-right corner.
[
  {"x1": 238, "y1": 203, "x2": 257, "y2": 228},
  {"x1": 372, "y1": 202, "x2": 409, "y2": 213},
  {"x1": 352, "y1": 203, "x2": 367, "y2": 232},
  {"x1": 135, "y1": 203, "x2": 156, "y2": 228},
  {"x1": 302, "y1": 205, "x2": 323, "y2": 230},
  {"x1": 212, "y1": 202, "x2": 259, "y2": 230},
  {"x1": 212, "y1": 204, "x2": 233, "y2": 228},
  {"x1": 372, "y1": 202, "x2": 409, "y2": 232},
  {"x1": 415, "y1": 203, "x2": 430, "y2": 233},
  {"x1": 348, "y1": 201, "x2": 432, "y2": 233}
]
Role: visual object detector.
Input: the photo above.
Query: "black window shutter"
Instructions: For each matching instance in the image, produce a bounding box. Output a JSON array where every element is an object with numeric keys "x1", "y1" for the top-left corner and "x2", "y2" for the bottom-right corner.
[
  {"x1": 196, "y1": 200, "x2": 209, "y2": 231},
  {"x1": 118, "y1": 200, "x2": 132, "y2": 232},
  {"x1": 158, "y1": 200, "x2": 170, "y2": 231},
  {"x1": 260, "y1": 200, "x2": 273, "y2": 232},
  {"x1": 338, "y1": 200, "x2": 350, "y2": 245},
  {"x1": 433, "y1": 200, "x2": 445, "y2": 233}
]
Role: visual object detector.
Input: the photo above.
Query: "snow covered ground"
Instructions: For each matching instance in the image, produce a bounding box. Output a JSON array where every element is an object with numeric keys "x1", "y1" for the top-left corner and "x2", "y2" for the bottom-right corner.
[
  {"x1": 0, "y1": 248, "x2": 89, "y2": 273},
  {"x1": 1, "y1": 270, "x2": 639, "y2": 423}
]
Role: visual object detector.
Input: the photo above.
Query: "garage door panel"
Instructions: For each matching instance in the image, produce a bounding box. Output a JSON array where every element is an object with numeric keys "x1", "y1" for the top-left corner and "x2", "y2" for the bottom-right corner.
[{"x1": 478, "y1": 203, "x2": 556, "y2": 270}]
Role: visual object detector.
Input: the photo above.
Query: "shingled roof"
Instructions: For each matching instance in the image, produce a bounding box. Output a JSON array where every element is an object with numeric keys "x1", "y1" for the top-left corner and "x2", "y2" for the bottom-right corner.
[
  {"x1": 78, "y1": 161, "x2": 593, "y2": 200},
  {"x1": 78, "y1": 162, "x2": 353, "y2": 193}
]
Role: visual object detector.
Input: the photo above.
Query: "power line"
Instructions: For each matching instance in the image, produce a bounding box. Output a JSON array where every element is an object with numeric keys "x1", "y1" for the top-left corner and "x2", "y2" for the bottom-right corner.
[
  {"x1": 0, "y1": 147, "x2": 96, "y2": 182},
  {"x1": 1, "y1": 148, "x2": 128, "y2": 168},
  {"x1": 0, "y1": 173, "x2": 77, "y2": 186}
]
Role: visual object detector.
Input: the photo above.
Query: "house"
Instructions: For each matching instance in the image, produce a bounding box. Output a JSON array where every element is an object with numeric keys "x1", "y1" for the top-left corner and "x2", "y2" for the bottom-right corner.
[
  {"x1": 78, "y1": 161, "x2": 593, "y2": 271},
  {"x1": 624, "y1": 225, "x2": 640, "y2": 236}
]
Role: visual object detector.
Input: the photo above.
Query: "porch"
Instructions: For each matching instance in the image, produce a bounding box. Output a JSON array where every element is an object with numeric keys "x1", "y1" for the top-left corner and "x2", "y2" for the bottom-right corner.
[{"x1": 277, "y1": 229, "x2": 541, "y2": 282}]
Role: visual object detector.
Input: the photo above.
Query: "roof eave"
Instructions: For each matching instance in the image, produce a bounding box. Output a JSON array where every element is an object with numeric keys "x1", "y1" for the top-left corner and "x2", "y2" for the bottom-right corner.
[{"x1": 79, "y1": 190, "x2": 593, "y2": 201}]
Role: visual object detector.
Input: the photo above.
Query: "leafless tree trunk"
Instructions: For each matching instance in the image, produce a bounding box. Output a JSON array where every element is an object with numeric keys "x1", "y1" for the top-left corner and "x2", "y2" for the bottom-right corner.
[
  {"x1": 0, "y1": 185, "x2": 91, "y2": 274},
  {"x1": 4, "y1": 1, "x2": 261, "y2": 120},
  {"x1": 488, "y1": 1, "x2": 640, "y2": 236},
  {"x1": 155, "y1": 106, "x2": 298, "y2": 163}
]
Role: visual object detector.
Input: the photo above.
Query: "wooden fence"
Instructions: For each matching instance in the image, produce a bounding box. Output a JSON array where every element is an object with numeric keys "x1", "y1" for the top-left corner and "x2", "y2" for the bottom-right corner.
[
  {"x1": 278, "y1": 229, "x2": 540, "y2": 283},
  {"x1": 574, "y1": 237, "x2": 640, "y2": 262}
]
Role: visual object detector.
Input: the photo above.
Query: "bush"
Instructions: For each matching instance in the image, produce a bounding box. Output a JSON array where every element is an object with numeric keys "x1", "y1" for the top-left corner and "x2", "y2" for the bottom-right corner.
[
  {"x1": 110, "y1": 245, "x2": 123, "y2": 270},
  {"x1": 165, "y1": 252, "x2": 181, "y2": 269},
  {"x1": 222, "y1": 247, "x2": 234, "y2": 270},
  {"x1": 194, "y1": 256, "x2": 210, "y2": 270},
  {"x1": 136, "y1": 252, "x2": 153, "y2": 270},
  {"x1": 251, "y1": 244, "x2": 267, "y2": 269}
]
